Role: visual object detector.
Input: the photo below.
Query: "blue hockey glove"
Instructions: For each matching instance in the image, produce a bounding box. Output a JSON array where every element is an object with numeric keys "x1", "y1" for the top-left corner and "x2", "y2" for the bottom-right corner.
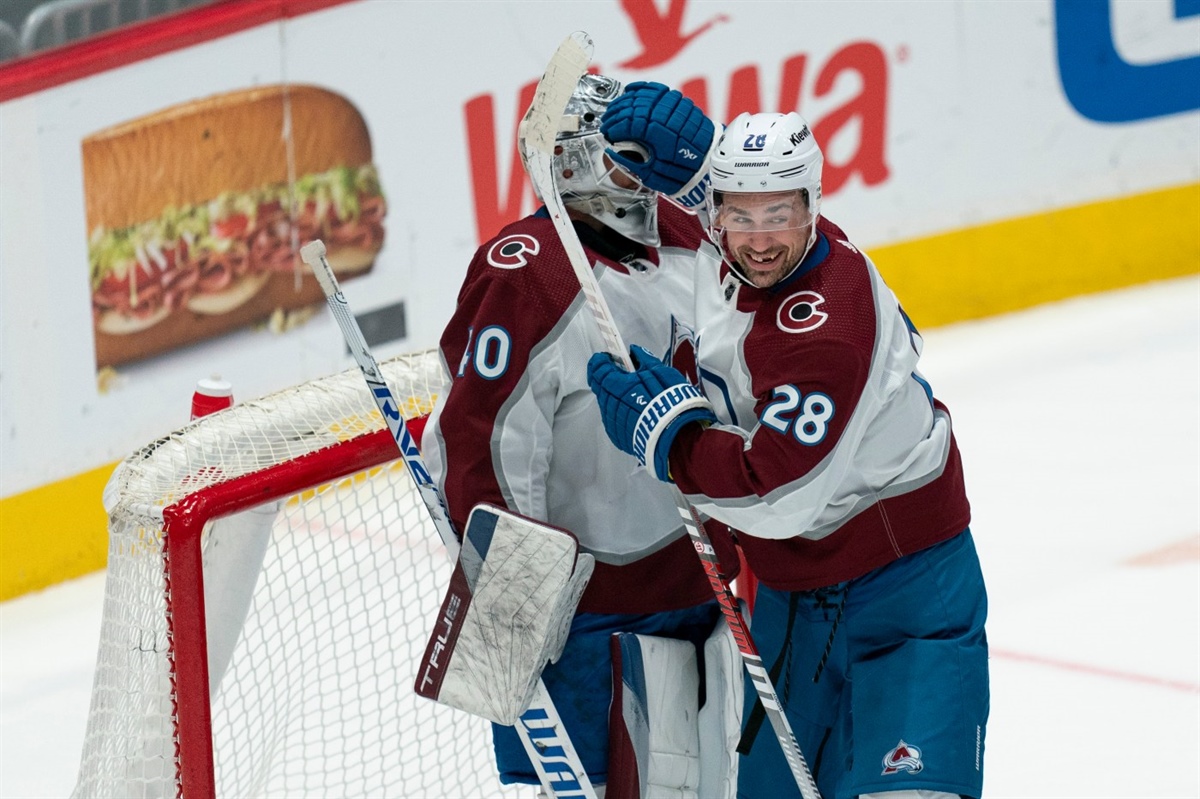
[
  {"x1": 587, "y1": 344, "x2": 716, "y2": 482},
  {"x1": 600, "y1": 81, "x2": 714, "y2": 203}
]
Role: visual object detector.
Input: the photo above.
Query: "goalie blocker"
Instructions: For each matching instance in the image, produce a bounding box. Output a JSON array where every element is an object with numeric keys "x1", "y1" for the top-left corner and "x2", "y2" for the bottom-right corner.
[{"x1": 415, "y1": 503, "x2": 594, "y2": 725}]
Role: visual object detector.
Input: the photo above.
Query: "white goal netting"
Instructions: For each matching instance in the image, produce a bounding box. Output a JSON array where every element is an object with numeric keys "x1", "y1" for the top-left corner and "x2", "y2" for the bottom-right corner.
[{"x1": 72, "y1": 350, "x2": 524, "y2": 798}]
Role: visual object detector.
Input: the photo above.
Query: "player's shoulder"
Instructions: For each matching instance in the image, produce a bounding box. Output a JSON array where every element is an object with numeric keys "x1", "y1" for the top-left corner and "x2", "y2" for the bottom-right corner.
[
  {"x1": 472, "y1": 213, "x2": 565, "y2": 273},
  {"x1": 755, "y1": 216, "x2": 878, "y2": 358},
  {"x1": 654, "y1": 198, "x2": 707, "y2": 251},
  {"x1": 817, "y1": 216, "x2": 866, "y2": 263},
  {"x1": 459, "y1": 213, "x2": 583, "y2": 323}
]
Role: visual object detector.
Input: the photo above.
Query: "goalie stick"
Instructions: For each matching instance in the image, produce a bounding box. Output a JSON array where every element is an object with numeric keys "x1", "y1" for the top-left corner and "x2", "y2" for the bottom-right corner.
[
  {"x1": 518, "y1": 31, "x2": 823, "y2": 799},
  {"x1": 300, "y1": 240, "x2": 599, "y2": 799}
]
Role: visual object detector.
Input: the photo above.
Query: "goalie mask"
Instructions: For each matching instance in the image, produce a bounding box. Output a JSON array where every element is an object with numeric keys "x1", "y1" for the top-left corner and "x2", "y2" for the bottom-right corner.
[
  {"x1": 550, "y1": 74, "x2": 661, "y2": 246},
  {"x1": 705, "y1": 112, "x2": 823, "y2": 288}
]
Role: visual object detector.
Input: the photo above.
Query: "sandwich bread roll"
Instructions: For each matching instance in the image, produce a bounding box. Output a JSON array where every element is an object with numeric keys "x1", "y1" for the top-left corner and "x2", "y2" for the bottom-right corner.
[{"x1": 84, "y1": 84, "x2": 385, "y2": 368}]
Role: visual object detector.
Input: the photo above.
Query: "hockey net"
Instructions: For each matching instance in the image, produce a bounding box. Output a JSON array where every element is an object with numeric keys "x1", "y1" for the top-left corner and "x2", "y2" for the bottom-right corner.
[{"x1": 72, "y1": 349, "x2": 522, "y2": 798}]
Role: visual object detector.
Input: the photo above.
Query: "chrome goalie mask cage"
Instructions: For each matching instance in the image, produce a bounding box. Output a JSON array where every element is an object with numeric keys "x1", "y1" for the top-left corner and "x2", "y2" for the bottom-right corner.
[
  {"x1": 705, "y1": 111, "x2": 824, "y2": 286},
  {"x1": 550, "y1": 74, "x2": 660, "y2": 246}
]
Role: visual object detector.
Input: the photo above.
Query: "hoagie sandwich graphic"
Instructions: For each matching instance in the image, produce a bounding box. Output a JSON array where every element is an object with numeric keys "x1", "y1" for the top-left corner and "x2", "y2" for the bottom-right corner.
[{"x1": 84, "y1": 84, "x2": 384, "y2": 368}]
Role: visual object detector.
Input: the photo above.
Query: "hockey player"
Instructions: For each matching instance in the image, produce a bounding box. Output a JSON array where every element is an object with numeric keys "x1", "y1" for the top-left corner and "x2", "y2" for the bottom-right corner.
[
  {"x1": 420, "y1": 74, "x2": 742, "y2": 796},
  {"x1": 588, "y1": 85, "x2": 990, "y2": 799}
]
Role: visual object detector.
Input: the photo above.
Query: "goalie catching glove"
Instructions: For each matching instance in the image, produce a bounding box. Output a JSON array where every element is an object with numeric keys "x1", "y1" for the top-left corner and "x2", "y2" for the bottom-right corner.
[
  {"x1": 414, "y1": 504, "x2": 594, "y2": 726},
  {"x1": 587, "y1": 345, "x2": 716, "y2": 482},
  {"x1": 600, "y1": 81, "x2": 716, "y2": 210}
]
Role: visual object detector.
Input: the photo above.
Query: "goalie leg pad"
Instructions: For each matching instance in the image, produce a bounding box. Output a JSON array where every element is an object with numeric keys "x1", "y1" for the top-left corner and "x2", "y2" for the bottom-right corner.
[
  {"x1": 607, "y1": 614, "x2": 743, "y2": 799},
  {"x1": 492, "y1": 602, "x2": 720, "y2": 786},
  {"x1": 608, "y1": 633, "x2": 701, "y2": 799},
  {"x1": 698, "y1": 614, "x2": 743, "y2": 799},
  {"x1": 413, "y1": 503, "x2": 594, "y2": 725}
]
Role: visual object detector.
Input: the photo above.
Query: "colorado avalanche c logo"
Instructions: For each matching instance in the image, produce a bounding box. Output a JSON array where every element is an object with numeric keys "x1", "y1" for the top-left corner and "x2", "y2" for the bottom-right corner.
[
  {"x1": 487, "y1": 234, "x2": 540, "y2": 269},
  {"x1": 777, "y1": 291, "x2": 828, "y2": 333},
  {"x1": 881, "y1": 740, "x2": 924, "y2": 775}
]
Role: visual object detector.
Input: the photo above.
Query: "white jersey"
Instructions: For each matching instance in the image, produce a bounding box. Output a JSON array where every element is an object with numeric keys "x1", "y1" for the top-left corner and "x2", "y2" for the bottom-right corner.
[
  {"x1": 423, "y1": 202, "x2": 740, "y2": 613},
  {"x1": 669, "y1": 216, "x2": 971, "y2": 591}
]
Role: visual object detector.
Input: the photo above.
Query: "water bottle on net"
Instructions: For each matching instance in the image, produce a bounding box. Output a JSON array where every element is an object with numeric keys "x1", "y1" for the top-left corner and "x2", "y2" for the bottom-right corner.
[{"x1": 190, "y1": 375, "x2": 234, "y2": 420}]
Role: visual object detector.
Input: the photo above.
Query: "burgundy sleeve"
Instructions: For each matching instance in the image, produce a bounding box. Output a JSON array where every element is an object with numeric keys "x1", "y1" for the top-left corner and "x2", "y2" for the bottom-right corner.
[
  {"x1": 434, "y1": 234, "x2": 574, "y2": 532},
  {"x1": 670, "y1": 343, "x2": 871, "y2": 501}
]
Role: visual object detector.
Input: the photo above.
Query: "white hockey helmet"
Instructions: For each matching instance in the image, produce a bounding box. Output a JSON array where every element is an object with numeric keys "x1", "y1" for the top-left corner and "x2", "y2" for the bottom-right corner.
[
  {"x1": 551, "y1": 74, "x2": 660, "y2": 246},
  {"x1": 705, "y1": 112, "x2": 823, "y2": 285}
]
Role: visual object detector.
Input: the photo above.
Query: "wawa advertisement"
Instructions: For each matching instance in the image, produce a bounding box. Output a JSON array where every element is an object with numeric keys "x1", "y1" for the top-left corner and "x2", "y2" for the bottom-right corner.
[{"x1": 0, "y1": 0, "x2": 1197, "y2": 498}]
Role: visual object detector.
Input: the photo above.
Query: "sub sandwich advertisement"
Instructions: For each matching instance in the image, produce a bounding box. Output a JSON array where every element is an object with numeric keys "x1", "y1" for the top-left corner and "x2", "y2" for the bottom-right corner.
[
  {"x1": 85, "y1": 85, "x2": 385, "y2": 369},
  {"x1": 1, "y1": 0, "x2": 1197, "y2": 508}
]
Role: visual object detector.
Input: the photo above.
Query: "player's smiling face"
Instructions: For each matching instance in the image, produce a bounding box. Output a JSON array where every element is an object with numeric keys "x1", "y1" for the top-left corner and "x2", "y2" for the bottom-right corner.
[{"x1": 717, "y1": 190, "x2": 812, "y2": 288}]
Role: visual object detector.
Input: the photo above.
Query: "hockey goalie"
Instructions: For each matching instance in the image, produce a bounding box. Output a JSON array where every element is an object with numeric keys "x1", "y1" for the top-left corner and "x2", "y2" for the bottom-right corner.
[{"x1": 413, "y1": 69, "x2": 743, "y2": 798}]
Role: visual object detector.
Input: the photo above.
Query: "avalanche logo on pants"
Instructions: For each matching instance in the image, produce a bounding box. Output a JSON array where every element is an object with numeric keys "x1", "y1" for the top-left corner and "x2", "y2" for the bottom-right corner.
[{"x1": 881, "y1": 739, "x2": 924, "y2": 775}]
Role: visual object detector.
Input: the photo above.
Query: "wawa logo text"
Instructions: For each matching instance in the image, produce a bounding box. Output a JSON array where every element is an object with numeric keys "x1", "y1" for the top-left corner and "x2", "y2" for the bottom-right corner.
[{"x1": 463, "y1": 0, "x2": 892, "y2": 244}]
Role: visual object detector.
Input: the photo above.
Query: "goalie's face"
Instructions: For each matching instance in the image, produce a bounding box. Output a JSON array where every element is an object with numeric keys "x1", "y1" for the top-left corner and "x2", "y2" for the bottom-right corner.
[{"x1": 714, "y1": 190, "x2": 815, "y2": 288}]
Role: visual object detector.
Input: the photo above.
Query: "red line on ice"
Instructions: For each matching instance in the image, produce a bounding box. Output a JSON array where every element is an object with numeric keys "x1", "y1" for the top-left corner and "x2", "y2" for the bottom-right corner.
[{"x1": 991, "y1": 648, "x2": 1200, "y2": 694}]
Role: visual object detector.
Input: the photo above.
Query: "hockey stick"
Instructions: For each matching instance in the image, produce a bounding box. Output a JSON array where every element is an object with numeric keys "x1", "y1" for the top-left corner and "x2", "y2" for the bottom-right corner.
[
  {"x1": 300, "y1": 241, "x2": 599, "y2": 799},
  {"x1": 518, "y1": 32, "x2": 823, "y2": 799}
]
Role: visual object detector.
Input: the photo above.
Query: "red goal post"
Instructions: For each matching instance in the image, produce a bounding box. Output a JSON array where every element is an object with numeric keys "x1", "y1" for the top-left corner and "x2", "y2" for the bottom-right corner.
[{"x1": 71, "y1": 349, "x2": 519, "y2": 798}]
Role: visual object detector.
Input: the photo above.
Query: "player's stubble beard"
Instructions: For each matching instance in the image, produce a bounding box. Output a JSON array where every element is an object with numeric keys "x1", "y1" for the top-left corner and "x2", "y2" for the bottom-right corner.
[{"x1": 731, "y1": 225, "x2": 811, "y2": 289}]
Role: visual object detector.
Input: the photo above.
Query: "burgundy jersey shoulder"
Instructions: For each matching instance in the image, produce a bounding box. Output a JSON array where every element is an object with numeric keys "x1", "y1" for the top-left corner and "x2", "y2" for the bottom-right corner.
[
  {"x1": 817, "y1": 214, "x2": 848, "y2": 242},
  {"x1": 460, "y1": 214, "x2": 585, "y2": 319},
  {"x1": 814, "y1": 215, "x2": 873, "y2": 285},
  {"x1": 737, "y1": 215, "x2": 877, "y2": 395},
  {"x1": 782, "y1": 217, "x2": 877, "y2": 355},
  {"x1": 655, "y1": 197, "x2": 707, "y2": 251}
]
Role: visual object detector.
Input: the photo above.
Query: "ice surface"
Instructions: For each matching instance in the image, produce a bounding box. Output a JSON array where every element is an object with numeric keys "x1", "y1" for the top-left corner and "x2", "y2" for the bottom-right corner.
[{"x1": 3, "y1": 276, "x2": 1197, "y2": 798}]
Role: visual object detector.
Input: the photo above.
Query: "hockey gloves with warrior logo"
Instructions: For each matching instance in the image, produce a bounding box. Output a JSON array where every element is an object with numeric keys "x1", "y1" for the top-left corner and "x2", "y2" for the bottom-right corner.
[
  {"x1": 587, "y1": 344, "x2": 716, "y2": 482},
  {"x1": 600, "y1": 81, "x2": 715, "y2": 209}
]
